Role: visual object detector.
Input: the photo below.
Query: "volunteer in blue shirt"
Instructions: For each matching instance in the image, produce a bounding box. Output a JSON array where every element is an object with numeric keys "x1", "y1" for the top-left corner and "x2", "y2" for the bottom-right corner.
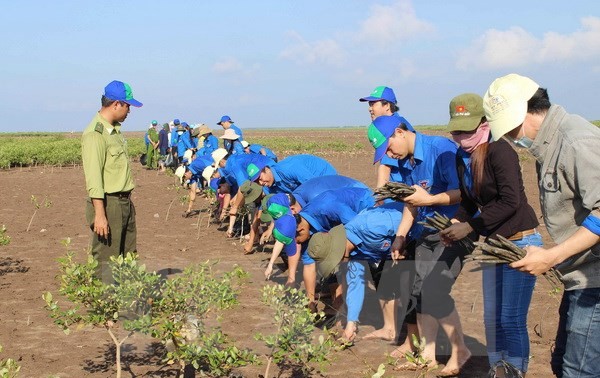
[
  {"x1": 170, "y1": 119, "x2": 181, "y2": 157},
  {"x1": 295, "y1": 187, "x2": 376, "y2": 244},
  {"x1": 263, "y1": 188, "x2": 374, "y2": 310},
  {"x1": 368, "y1": 115, "x2": 472, "y2": 375},
  {"x1": 287, "y1": 174, "x2": 369, "y2": 214},
  {"x1": 213, "y1": 149, "x2": 275, "y2": 238},
  {"x1": 243, "y1": 141, "x2": 278, "y2": 162},
  {"x1": 173, "y1": 124, "x2": 194, "y2": 164},
  {"x1": 247, "y1": 154, "x2": 337, "y2": 195},
  {"x1": 180, "y1": 154, "x2": 213, "y2": 217},
  {"x1": 307, "y1": 202, "x2": 407, "y2": 343},
  {"x1": 220, "y1": 128, "x2": 245, "y2": 155},
  {"x1": 217, "y1": 115, "x2": 243, "y2": 147},
  {"x1": 359, "y1": 86, "x2": 415, "y2": 187},
  {"x1": 196, "y1": 125, "x2": 219, "y2": 156}
]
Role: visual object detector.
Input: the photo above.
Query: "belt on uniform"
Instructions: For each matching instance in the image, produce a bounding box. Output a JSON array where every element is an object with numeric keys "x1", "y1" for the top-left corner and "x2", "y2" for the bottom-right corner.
[
  {"x1": 507, "y1": 228, "x2": 536, "y2": 241},
  {"x1": 106, "y1": 191, "x2": 132, "y2": 199}
]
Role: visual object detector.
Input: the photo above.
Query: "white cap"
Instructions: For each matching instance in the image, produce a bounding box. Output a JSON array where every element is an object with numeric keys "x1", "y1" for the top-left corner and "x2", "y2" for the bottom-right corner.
[
  {"x1": 219, "y1": 128, "x2": 241, "y2": 140},
  {"x1": 211, "y1": 148, "x2": 228, "y2": 166},
  {"x1": 182, "y1": 149, "x2": 193, "y2": 163},
  {"x1": 174, "y1": 165, "x2": 186, "y2": 183},
  {"x1": 241, "y1": 140, "x2": 249, "y2": 148},
  {"x1": 483, "y1": 73, "x2": 539, "y2": 141},
  {"x1": 202, "y1": 166, "x2": 216, "y2": 182}
]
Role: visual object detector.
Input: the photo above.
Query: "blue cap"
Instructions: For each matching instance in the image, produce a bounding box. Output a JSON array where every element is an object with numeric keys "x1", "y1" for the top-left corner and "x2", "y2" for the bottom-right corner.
[
  {"x1": 217, "y1": 115, "x2": 233, "y2": 125},
  {"x1": 265, "y1": 193, "x2": 290, "y2": 220},
  {"x1": 359, "y1": 86, "x2": 396, "y2": 104},
  {"x1": 103, "y1": 80, "x2": 143, "y2": 107},
  {"x1": 247, "y1": 160, "x2": 269, "y2": 182},
  {"x1": 368, "y1": 115, "x2": 401, "y2": 164},
  {"x1": 173, "y1": 119, "x2": 180, "y2": 125},
  {"x1": 273, "y1": 214, "x2": 298, "y2": 256},
  {"x1": 182, "y1": 122, "x2": 189, "y2": 127}
]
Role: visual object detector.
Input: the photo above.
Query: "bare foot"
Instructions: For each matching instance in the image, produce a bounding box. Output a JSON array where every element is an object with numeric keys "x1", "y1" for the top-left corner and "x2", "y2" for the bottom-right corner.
[
  {"x1": 390, "y1": 342, "x2": 415, "y2": 359},
  {"x1": 438, "y1": 348, "x2": 472, "y2": 377},
  {"x1": 362, "y1": 327, "x2": 395, "y2": 341}
]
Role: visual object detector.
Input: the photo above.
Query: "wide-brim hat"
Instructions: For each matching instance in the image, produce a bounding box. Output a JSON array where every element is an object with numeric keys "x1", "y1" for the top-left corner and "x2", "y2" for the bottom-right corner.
[
  {"x1": 197, "y1": 125, "x2": 212, "y2": 136},
  {"x1": 174, "y1": 165, "x2": 186, "y2": 183},
  {"x1": 447, "y1": 93, "x2": 486, "y2": 133},
  {"x1": 307, "y1": 225, "x2": 347, "y2": 278},
  {"x1": 211, "y1": 148, "x2": 228, "y2": 166},
  {"x1": 259, "y1": 194, "x2": 274, "y2": 222},
  {"x1": 220, "y1": 128, "x2": 240, "y2": 140},
  {"x1": 241, "y1": 140, "x2": 249, "y2": 148},
  {"x1": 483, "y1": 73, "x2": 539, "y2": 141},
  {"x1": 202, "y1": 166, "x2": 216, "y2": 183},
  {"x1": 176, "y1": 125, "x2": 186, "y2": 132},
  {"x1": 240, "y1": 180, "x2": 263, "y2": 203},
  {"x1": 182, "y1": 149, "x2": 193, "y2": 164}
]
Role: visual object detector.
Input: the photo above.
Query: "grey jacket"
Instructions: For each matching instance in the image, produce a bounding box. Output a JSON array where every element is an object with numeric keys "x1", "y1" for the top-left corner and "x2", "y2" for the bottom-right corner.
[{"x1": 529, "y1": 105, "x2": 600, "y2": 290}]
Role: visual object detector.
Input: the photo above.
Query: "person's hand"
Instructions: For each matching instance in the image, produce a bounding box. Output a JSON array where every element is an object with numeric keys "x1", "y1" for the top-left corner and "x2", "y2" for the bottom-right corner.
[
  {"x1": 260, "y1": 229, "x2": 273, "y2": 245},
  {"x1": 403, "y1": 185, "x2": 433, "y2": 207},
  {"x1": 440, "y1": 222, "x2": 473, "y2": 242},
  {"x1": 243, "y1": 241, "x2": 254, "y2": 254},
  {"x1": 219, "y1": 211, "x2": 227, "y2": 222},
  {"x1": 391, "y1": 235, "x2": 407, "y2": 260},
  {"x1": 285, "y1": 279, "x2": 297, "y2": 288},
  {"x1": 264, "y1": 264, "x2": 274, "y2": 280},
  {"x1": 226, "y1": 227, "x2": 234, "y2": 238},
  {"x1": 510, "y1": 246, "x2": 558, "y2": 276},
  {"x1": 93, "y1": 214, "x2": 110, "y2": 239}
]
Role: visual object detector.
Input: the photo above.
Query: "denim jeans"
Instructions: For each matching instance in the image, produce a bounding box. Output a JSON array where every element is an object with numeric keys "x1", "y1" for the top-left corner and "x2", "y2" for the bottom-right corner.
[
  {"x1": 551, "y1": 287, "x2": 600, "y2": 378},
  {"x1": 482, "y1": 232, "x2": 541, "y2": 372}
]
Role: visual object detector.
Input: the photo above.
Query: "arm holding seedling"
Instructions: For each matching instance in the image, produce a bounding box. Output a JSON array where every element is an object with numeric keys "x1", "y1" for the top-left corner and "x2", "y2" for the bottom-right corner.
[{"x1": 512, "y1": 227, "x2": 600, "y2": 275}]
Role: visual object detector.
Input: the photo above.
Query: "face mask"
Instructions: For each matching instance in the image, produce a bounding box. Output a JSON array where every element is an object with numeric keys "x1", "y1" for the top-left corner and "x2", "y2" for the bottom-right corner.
[
  {"x1": 452, "y1": 123, "x2": 490, "y2": 153},
  {"x1": 512, "y1": 124, "x2": 534, "y2": 148},
  {"x1": 177, "y1": 131, "x2": 184, "y2": 136}
]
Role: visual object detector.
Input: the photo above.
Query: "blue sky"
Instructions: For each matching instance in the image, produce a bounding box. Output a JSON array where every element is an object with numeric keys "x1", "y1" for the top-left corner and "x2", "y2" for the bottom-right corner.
[{"x1": 1, "y1": 1, "x2": 599, "y2": 132}]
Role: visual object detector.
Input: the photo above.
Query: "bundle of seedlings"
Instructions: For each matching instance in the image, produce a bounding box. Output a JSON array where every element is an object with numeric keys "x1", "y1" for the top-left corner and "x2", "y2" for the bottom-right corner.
[
  {"x1": 373, "y1": 182, "x2": 416, "y2": 202},
  {"x1": 466, "y1": 234, "x2": 563, "y2": 290},
  {"x1": 418, "y1": 211, "x2": 475, "y2": 252}
]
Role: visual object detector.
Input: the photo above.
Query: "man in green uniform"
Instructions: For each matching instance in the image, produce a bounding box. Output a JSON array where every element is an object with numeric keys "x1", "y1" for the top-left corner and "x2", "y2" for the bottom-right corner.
[
  {"x1": 146, "y1": 120, "x2": 159, "y2": 169},
  {"x1": 81, "y1": 80, "x2": 143, "y2": 282}
]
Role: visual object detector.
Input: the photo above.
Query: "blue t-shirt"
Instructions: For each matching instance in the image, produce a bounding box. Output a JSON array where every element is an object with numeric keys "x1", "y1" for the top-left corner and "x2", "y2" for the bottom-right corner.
[
  {"x1": 249, "y1": 144, "x2": 278, "y2": 162},
  {"x1": 188, "y1": 155, "x2": 213, "y2": 178},
  {"x1": 222, "y1": 154, "x2": 275, "y2": 193},
  {"x1": 176, "y1": 131, "x2": 194, "y2": 157},
  {"x1": 300, "y1": 187, "x2": 375, "y2": 233},
  {"x1": 344, "y1": 202, "x2": 404, "y2": 261},
  {"x1": 291, "y1": 175, "x2": 368, "y2": 207},
  {"x1": 266, "y1": 154, "x2": 337, "y2": 194},
  {"x1": 399, "y1": 133, "x2": 459, "y2": 239},
  {"x1": 198, "y1": 134, "x2": 219, "y2": 156}
]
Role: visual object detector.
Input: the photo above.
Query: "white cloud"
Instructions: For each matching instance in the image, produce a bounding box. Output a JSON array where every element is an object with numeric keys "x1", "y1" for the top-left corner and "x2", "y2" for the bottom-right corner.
[
  {"x1": 356, "y1": 0, "x2": 435, "y2": 46},
  {"x1": 279, "y1": 31, "x2": 346, "y2": 67},
  {"x1": 212, "y1": 57, "x2": 260, "y2": 78},
  {"x1": 456, "y1": 16, "x2": 600, "y2": 70}
]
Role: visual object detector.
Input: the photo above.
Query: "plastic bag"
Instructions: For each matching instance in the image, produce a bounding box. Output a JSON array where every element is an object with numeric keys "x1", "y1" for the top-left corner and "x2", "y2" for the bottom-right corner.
[
  {"x1": 488, "y1": 361, "x2": 523, "y2": 378},
  {"x1": 139, "y1": 153, "x2": 147, "y2": 166}
]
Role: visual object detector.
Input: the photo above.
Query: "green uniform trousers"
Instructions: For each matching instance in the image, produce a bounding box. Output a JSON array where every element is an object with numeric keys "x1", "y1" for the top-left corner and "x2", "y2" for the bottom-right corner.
[
  {"x1": 86, "y1": 195, "x2": 137, "y2": 283},
  {"x1": 146, "y1": 145, "x2": 157, "y2": 169}
]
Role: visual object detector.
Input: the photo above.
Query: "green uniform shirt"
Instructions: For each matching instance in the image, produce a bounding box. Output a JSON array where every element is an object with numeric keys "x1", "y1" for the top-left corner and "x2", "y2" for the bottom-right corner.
[{"x1": 82, "y1": 112, "x2": 135, "y2": 198}]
